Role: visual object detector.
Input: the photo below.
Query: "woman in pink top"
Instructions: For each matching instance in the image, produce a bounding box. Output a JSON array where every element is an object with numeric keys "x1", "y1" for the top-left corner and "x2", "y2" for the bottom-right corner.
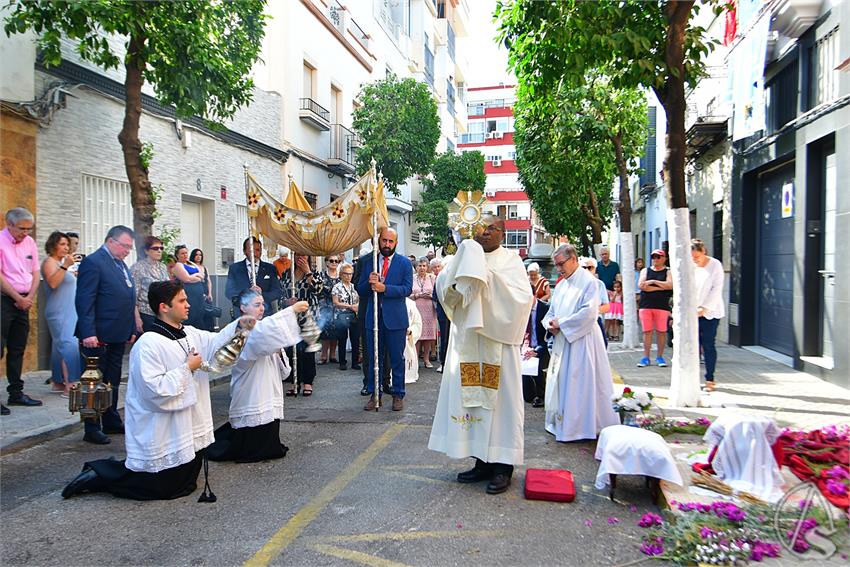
[{"x1": 410, "y1": 258, "x2": 437, "y2": 368}]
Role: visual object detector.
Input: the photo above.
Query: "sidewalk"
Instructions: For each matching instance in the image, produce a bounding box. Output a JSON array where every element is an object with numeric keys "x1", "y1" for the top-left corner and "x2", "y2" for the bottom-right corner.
[
  {"x1": 0, "y1": 358, "x2": 229, "y2": 453},
  {"x1": 607, "y1": 343, "x2": 850, "y2": 430}
]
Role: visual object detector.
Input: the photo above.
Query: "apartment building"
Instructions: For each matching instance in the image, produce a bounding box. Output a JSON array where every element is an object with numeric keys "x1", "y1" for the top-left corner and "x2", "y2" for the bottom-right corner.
[{"x1": 457, "y1": 84, "x2": 551, "y2": 257}]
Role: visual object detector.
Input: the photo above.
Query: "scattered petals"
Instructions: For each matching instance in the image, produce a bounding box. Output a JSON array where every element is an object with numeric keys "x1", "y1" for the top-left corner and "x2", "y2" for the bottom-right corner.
[
  {"x1": 583, "y1": 519, "x2": 593, "y2": 527},
  {"x1": 607, "y1": 516, "x2": 619, "y2": 525},
  {"x1": 629, "y1": 504, "x2": 638, "y2": 513}
]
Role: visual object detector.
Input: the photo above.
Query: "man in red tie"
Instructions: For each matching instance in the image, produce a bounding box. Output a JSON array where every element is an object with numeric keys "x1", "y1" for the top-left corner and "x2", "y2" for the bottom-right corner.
[{"x1": 356, "y1": 228, "x2": 413, "y2": 411}]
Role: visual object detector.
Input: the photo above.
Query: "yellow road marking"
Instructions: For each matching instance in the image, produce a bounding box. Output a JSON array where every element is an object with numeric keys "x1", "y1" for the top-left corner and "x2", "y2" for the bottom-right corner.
[
  {"x1": 310, "y1": 544, "x2": 412, "y2": 567},
  {"x1": 378, "y1": 464, "x2": 453, "y2": 471},
  {"x1": 310, "y1": 529, "x2": 509, "y2": 544},
  {"x1": 381, "y1": 470, "x2": 455, "y2": 486},
  {"x1": 612, "y1": 370, "x2": 624, "y2": 384},
  {"x1": 244, "y1": 424, "x2": 406, "y2": 567}
]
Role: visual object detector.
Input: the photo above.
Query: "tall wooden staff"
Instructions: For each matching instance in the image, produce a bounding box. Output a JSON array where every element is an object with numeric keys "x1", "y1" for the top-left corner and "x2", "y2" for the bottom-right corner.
[{"x1": 372, "y1": 167, "x2": 381, "y2": 410}]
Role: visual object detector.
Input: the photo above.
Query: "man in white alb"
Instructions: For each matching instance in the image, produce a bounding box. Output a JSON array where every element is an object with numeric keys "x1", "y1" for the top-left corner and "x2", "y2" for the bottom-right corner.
[
  {"x1": 428, "y1": 215, "x2": 533, "y2": 495},
  {"x1": 544, "y1": 244, "x2": 619, "y2": 442},
  {"x1": 62, "y1": 280, "x2": 256, "y2": 500}
]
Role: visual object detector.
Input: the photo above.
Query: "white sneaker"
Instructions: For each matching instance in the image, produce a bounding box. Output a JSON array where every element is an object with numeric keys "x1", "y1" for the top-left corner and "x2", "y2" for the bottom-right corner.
[{"x1": 436, "y1": 365, "x2": 443, "y2": 373}]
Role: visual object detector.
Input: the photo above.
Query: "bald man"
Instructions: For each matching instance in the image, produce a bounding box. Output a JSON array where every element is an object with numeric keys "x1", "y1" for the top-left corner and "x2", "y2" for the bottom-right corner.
[{"x1": 356, "y1": 228, "x2": 413, "y2": 411}]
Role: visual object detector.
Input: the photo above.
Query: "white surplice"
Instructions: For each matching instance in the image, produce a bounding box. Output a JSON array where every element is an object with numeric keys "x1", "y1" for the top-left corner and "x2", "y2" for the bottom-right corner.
[
  {"x1": 124, "y1": 320, "x2": 240, "y2": 473},
  {"x1": 428, "y1": 241, "x2": 533, "y2": 465},
  {"x1": 405, "y1": 298, "x2": 423, "y2": 384},
  {"x1": 228, "y1": 307, "x2": 301, "y2": 428},
  {"x1": 543, "y1": 267, "x2": 619, "y2": 442}
]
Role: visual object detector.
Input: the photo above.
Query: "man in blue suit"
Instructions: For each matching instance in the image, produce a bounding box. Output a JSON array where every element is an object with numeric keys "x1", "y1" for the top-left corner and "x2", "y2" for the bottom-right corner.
[
  {"x1": 75, "y1": 225, "x2": 137, "y2": 445},
  {"x1": 225, "y1": 236, "x2": 281, "y2": 316},
  {"x1": 357, "y1": 227, "x2": 413, "y2": 411}
]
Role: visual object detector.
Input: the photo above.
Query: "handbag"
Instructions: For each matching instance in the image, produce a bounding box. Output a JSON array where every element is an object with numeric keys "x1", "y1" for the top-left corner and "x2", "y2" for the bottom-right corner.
[{"x1": 204, "y1": 299, "x2": 222, "y2": 319}]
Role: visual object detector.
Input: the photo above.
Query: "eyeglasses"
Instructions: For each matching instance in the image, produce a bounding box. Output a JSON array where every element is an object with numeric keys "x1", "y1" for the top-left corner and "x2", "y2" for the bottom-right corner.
[
  {"x1": 111, "y1": 238, "x2": 133, "y2": 250},
  {"x1": 327, "y1": 259, "x2": 340, "y2": 263},
  {"x1": 148, "y1": 246, "x2": 164, "y2": 251}
]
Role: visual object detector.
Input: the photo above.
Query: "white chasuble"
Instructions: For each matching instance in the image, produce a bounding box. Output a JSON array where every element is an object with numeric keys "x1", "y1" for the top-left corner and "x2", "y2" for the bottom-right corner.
[
  {"x1": 404, "y1": 298, "x2": 422, "y2": 384},
  {"x1": 124, "y1": 320, "x2": 240, "y2": 473},
  {"x1": 428, "y1": 241, "x2": 533, "y2": 465},
  {"x1": 228, "y1": 307, "x2": 301, "y2": 428},
  {"x1": 543, "y1": 268, "x2": 619, "y2": 442}
]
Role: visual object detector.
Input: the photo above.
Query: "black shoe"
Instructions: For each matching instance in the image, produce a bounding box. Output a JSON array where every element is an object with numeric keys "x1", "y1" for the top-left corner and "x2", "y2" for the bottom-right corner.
[
  {"x1": 102, "y1": 425, "x2": 125, "y2": 435},
  {"x1": 531, "y1": 397, "x2": 544, "y2": 408},
  {"x1": 351, "y1": 364, "x2": 361, "y2": 370},
  {"x1": 7, "y1": 394, "x2": 43, "y2": 406},
  {"x1": 486, "y1": 473, "x2": 512, "y2": 494},
  {"x1": 360, "y1": 387, "x2": 369, "y2": 396},
  {"x1": 83, "y1": 431, "x2": 111, "y2": 445},
  {"x1": 61, "y1": 468, "x2": 100, "y2": 499},
  {"x1": 0, "y1": 404, "x2": 9, "y2": 415},
  {"x1": 457, "y1": 460, "x2": 492, "y2": 484},
  {"x1": 339, "y1": 363, "x2": 347, "y2": 371}
]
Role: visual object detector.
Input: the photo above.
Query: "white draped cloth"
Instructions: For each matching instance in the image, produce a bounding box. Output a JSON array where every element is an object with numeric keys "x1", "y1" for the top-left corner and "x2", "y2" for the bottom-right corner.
[
  {"x1": 228, "y1": 307, "x2": 301, "y2": 428},
  {"x1": 543, "y1": 266, "x2": 619, "y2": 441},
  {"x1": 125, "y1": 320, "x2": 239, "y2": 473},
  {"x1": 594, "y1": 425, "x2": 683, "y2": 488},
  {"x1": 704, "y1": 414, "x2": 784, "y2": 502},
  {"x1": 428, "y1": 241, "x2": 533, "y2": 465},
  {"x1": 405, "y1": 298, "x2": 423, "y2": 384}
]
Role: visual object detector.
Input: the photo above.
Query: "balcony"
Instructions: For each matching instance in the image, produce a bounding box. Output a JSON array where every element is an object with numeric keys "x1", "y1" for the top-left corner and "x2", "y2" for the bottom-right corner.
[
  {"x1": 459, "y1": 132, "x2": 485, "y2": 144},
  {"x1": 299, "y1": 97, "x2": 330, "y2": 131},
  {"x1": 328, "y1": 124, "x2": 361, "y2": 176},
  {"x1": 327, "y1": 0, "x2": 346, "y2": 35},
  {"x1": 424, "y1": 44, "x2": 435, "y2": 89},
  {"x1": 446, "y1": 79, "x2": 456, "y2": 117}
]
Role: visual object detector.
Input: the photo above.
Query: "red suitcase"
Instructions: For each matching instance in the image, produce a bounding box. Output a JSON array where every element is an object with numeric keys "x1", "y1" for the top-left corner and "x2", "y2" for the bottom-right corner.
[{"x1": 524, "y1": 468, "x2": 576, "y2": 502}]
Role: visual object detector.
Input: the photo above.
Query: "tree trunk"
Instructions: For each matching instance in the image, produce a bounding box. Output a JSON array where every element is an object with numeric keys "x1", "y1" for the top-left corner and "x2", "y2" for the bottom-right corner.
[
  {"x1": 612, "y1": 133, "x2": 638, "y2": 347},
  {"x1": 656, "y1": 1, "x2": 700, "y2": 406},
  {"x1": 118, "y1": 31, "x2": 156, "y2": 252},
  {"x1": 585, "y1": 188, "x2": 603, "y2": 245}
]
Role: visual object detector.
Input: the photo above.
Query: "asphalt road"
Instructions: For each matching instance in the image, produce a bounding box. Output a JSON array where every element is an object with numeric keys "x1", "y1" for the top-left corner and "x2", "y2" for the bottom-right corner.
[{"x1": 1, "y1": 362, "x2": 663, "y2": 567}]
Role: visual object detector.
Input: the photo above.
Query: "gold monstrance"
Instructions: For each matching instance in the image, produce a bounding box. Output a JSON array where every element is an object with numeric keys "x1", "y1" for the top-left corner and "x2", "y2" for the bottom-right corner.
[{"x1": 448, "y1": 190, "x2": 490, "y2": 239}]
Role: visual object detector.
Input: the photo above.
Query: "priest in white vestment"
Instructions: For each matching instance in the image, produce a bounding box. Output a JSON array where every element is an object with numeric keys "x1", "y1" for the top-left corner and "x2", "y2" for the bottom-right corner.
[
  {"x1": 428, "y1": 216, "x2": 533, "y2": 495},
  {"x1": 62, "y1": 281, "x2": 256, "y2": 501},
  {"x1": 544, "y1": 244, "x2": 619, "y2": 442},
  {"x1": 208, "y1": 289, "x2": 308, "y2": 462}
]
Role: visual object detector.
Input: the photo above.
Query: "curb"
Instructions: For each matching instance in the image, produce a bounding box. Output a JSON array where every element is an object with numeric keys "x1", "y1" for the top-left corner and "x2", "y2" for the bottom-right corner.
[{"x1": 0, "y1": 374, "x2": 232, "y2": 456}]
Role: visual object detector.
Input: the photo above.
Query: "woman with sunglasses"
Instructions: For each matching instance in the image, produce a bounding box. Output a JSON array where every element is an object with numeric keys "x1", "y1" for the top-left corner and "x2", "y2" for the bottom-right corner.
[{"x1": 130, "y1": 236, "x2": 170, "y2": 333}]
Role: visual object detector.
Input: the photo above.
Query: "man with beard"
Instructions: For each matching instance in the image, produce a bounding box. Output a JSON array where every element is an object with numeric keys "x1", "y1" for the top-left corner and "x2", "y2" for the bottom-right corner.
[
  {"x1": 356, "y1": 228, "x2": 413, "y2": 411},
  {"x1": 544, "y1": 244, "x2": 619, "y2": 442},
  {"x1": 428, "y1": 215, "x2": 533, "y2": 495}
]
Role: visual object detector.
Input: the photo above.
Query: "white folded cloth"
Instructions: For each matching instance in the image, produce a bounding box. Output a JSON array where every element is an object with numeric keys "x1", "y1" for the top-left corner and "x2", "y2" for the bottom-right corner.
[{"x1": 594, "y1": 425, "x2": 683, "y2": 489}]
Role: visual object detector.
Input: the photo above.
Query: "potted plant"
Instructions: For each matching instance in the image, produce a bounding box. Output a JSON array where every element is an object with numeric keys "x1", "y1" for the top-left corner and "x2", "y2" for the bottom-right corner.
[{"x1": 612, "y1": 386, "x2": 654, "y2": 426}]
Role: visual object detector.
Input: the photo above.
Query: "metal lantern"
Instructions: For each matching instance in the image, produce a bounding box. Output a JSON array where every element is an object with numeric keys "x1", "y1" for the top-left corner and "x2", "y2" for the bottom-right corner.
[
  {"x1": 68, "y1": 357, "x2": 112, "y2": 420},
  {"x1": 300, "y1": 310, "x2": 322, "y2": 353}
]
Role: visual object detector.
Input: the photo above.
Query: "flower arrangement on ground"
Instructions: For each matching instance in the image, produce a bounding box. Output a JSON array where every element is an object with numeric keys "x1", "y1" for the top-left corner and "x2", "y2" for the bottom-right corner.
[{"x1": 636, "y1": 414, "x2": 713, "y2": 437}]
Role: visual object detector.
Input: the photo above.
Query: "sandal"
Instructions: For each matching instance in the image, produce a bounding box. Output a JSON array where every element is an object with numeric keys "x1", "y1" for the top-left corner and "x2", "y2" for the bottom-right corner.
[
  {"x1": 286, "y1": 388, "x2": 299, "y2": 397},
  {"x1": 302, "y1": 385, "x2": 313, "y2": 397},
  {"x1": 702, "y1": 382, "x2": 716, "y2": 392}
]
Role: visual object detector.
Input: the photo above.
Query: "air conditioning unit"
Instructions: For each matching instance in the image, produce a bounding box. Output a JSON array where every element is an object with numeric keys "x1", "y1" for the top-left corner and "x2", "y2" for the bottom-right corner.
[
  {"x1": 493, "y1": 131, "x2": 504, "y2": 139},
  {"x1": 508, "y1": 211, "x2": 518, "y2": 219},
  {"x1": 485, "y1": 132, "x2": 495, "y2": 139},
  {"x1": 492, "y1": 159, "x2": 502, "y2": 166}
]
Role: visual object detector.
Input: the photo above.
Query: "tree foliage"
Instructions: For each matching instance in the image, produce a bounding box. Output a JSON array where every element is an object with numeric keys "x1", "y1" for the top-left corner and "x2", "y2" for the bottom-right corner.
[
  {"x1": 4, "y1": 0, "x2": 268, "y2": 247},
  {"x1": 352, "y1": 74, "x2": 440, "y2": 195},
  {"x1": 415, "y1": 150, "x2": 485, "y2": 249}
]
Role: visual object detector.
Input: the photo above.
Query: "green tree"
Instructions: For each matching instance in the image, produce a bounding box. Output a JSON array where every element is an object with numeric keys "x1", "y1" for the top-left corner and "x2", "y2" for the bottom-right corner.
[
  {"x1": 498, "y1": 0, "x2": 723, "y2": 404},
  {"x1": 415, "y1": 150, "x2": 485, "y2": 249},
  {"x1": 4, "y1": 0, "x2": 267, "y2": 248},
  {"x1": 352, "y1": 74, "x2": 440, "y2": 196}
]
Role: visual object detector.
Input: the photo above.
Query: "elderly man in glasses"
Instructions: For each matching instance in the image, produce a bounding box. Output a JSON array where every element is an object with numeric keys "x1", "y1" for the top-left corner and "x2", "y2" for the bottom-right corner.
[{"x1": 130, "y1": 236, "x2": 171, "y2": 333}]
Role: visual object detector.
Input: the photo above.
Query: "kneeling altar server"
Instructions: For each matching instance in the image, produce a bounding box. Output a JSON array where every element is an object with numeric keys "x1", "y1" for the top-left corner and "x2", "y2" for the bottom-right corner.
[{"x1": 62, "y1": 281, "x2": 256, "y2": 501}]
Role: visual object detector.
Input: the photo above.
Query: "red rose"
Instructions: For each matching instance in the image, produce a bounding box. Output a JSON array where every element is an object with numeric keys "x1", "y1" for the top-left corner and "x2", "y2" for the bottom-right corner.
[{"x1": 623, "y1": 387, "x2": 632, "y2": 394}]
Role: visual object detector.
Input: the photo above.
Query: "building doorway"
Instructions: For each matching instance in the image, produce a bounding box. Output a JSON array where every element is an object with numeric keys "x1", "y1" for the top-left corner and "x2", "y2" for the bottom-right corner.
[{"x1": 755, "y1": 162, "x2": 795, "y2": 357}]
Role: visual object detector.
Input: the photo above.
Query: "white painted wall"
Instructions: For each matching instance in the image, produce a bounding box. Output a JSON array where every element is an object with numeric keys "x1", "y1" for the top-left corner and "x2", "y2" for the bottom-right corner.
[{"x1": 0, "y1": 4, "x2": 35, "y2": 102}]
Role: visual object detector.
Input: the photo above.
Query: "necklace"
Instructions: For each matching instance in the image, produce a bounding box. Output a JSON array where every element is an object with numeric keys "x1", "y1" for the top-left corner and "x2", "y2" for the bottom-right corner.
[{"x1": 152, "y1": 320, "x2": 192, "y2": 358}]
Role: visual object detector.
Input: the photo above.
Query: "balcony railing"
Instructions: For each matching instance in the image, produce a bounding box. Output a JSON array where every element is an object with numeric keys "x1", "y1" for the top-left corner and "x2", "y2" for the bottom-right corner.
[
  {"x1": 424, "y1": 44, "x2": 434, "y2": 88},
  {"x1": 328, "y1": 124, "x2": 360, "y2": 175},
  {"x1": 467, "y1": 102, "x2": 484, "y2": 116},
  {"x1": 459, "y1": 132, "x2": 485, "y2": 144},
  {"x1": 447, "y1": 21, "x2": 456, "y2": 62},
  {"x1": 328, "y1": 0, "x2": 345, "y2": 34},
  {"x1": 447, "y1": 79, "x2": 456, "y2": 117},
  {"x1": 349, "y1": 17, "x2": 371, "y2": 51},
  {"x1": 299, "y1": 97, "x2": 330, "y2": 131}
]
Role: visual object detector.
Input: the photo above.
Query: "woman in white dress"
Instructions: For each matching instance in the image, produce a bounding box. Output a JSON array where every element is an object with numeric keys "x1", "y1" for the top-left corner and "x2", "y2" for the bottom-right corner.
[
  {"x1": 207, "y1": 290, "x2": 308, "y2": 463},
  {"x1": 404, "y1": 298, "x2": 423, "y2": 384}
]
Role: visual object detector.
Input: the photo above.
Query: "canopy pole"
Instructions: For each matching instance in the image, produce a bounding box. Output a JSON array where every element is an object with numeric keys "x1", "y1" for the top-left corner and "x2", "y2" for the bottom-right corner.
[
  {"x1": 291, "y1": 258, "x2": 299, "y2": 394},
  {"x1": 372, "y1": 167, "x2": 381, "y2": 410},
  {"x1": 244, "y1": 164, "x2": 257, "y2": 288}
]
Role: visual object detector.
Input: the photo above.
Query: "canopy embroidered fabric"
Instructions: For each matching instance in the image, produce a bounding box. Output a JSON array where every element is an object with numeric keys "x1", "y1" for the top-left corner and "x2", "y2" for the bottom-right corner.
[{"x1": 246, "y1": 167, "x2": 389, "y2": 257}]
